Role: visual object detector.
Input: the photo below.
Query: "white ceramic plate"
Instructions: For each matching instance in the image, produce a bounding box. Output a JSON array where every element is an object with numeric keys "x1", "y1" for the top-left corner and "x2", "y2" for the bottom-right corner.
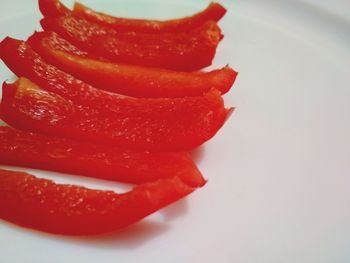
[{"x1": 1, "y1": 0, "x2": 350, "y2": 262}]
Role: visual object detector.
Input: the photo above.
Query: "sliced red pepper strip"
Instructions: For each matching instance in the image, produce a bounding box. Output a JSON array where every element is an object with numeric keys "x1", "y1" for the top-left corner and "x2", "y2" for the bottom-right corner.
[
  {"x1": 0, "y1": 38, "x2": 232, "y2": 134},
  {"x1": 40, "y1": 0, "x2": 226, "y2": 33},
  {"x1": 39, "y1": 0, "x2": 224, "y2": 47},
  {"x1": 0, "y1": 78, "x2": 231, "y2": 151},
  {"x1": 0, "y1": 168, "x2": 193, "y2": 235},
  {"x1": 40, "y1": 14, "x2": 222, "y2": 71},
  {"x1": 0, "y1": 126, "x2": 205, "y2": 187},
  {"x1": 39, "y1": 0, "x2": 70, "y2": 17},
  {"x1": 73, "y1": 2, "x2": 226, "y2": 33},
  {"x1": 0, "y1": 37, "x2": 122, "y2": 107},
  {"x1": 28, "y1": 31, "x2": 92, "y2": 58},
  {"x1": 39, "y1": 0, "x2": 226, "y2": 33},
  {"x1": 27, "y1": 31, "x2": 237, "y2": 97}
]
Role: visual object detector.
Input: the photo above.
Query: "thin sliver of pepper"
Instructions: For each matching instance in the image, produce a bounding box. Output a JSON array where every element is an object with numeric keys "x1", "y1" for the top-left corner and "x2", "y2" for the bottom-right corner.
[
  {"x1": 0, "y1": 38, "x2": 232, "y2": 141},
  {"x1": 0, "y1": 126, "x2": 205, "y2": 187},
  {"x1": 0, "y1": 168, "x2": 193, "y2": 235},
  {"x1": 73, "y1": 2, "x2": 227, "y2": 33},
  {"x1": 39, "y1": 0, "x2": 227, "y2": 33},
  {"x1": 40, "y1": 14, "x2": 223, "y2": 71},
  {"x1": 0, "y1": 78, "x2": 232, "y2": 151},
  {"x1": 28, "y1": 31, "x2": 237, "y2": 98}
]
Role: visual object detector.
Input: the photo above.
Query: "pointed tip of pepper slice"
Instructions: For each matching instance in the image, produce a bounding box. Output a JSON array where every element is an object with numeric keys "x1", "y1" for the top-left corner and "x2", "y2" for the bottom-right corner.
[
  {"x1": 208, "y1": 2, "x2": 227, "y2": 21},
  {"x1": 39, "y1": 0, "x2": 70, "y2": 17}
]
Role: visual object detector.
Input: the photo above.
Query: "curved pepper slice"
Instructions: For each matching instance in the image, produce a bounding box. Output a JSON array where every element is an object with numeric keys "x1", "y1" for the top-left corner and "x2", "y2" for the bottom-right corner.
[
  {"x1": 73, "y1": 2, "x2": 226, "y2": 33},
  {"x1": 39, "y1": 0, "x2": 224, "y2": 47},
  {"x1": 0, "y1": 78, "x2": 231, "y2": 151},
  {"x1": 27, "y1": 31, "x2": 237, "y2": 98},
  {"x1": 0, "y1": 38, "x2": 232, "y2": 133},
  {"x1": 0, "y1": 37, "x2": 121, "y2": 107},
  {"x1": 0, "y1": 168, "x2": 193, "y2": 235},
  {"x1": 40, "y1": 14, "x2": 222, "y2": 71},
  {"x1": 39, "y1": 0, "x2": 227, "y2": 33},
  {"x1": 0, "y1": 126, "x2": 205, "y2": 187}
]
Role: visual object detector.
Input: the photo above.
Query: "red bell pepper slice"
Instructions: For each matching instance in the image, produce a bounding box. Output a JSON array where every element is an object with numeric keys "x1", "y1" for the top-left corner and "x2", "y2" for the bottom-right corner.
[
  {"x1": 0, "y1": 168, "x2": 193, "y2": 235},
  {"x1": 39, "y1": 0, "x2": 70, "y2": 17},
  {"x1": 0, "y1": 126, "x2": 205, "y2": 187},
  {"x1": 40, "y1": 0, "x2": 226, "y2": 33},
  {"x1": 0, "y1": 39, "x2": 232, "y2": 151},
  {"x1": 39, "y1": 0, "x2": 227, "y2": 33},
  {"x1": 27, "y1": 31, "x2": 237, "y2": 98},
  {"x1": 0, "y1": 37, "x2": 232, "y2": 117},
  {"x1": 73, "y1": 2, "x2": 226, "y2": 33},
  {"x1": 40, "y1": 14, "x2": 222, "y2": 71},
  {"x1": 0, "y1": 37, "x2": 122, "y2": 107},
  {"x1": 39, "y1": 0, "x2": 224, "y2": 47},
  {"x1": 0, "y1": 78, "x2": 231, "y2": 151}
]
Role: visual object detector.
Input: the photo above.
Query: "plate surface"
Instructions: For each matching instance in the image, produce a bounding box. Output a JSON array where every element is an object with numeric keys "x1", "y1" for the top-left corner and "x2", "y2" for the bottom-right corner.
[{"x1": 0, "y1": 0, "x2": 350, "y2": 262}]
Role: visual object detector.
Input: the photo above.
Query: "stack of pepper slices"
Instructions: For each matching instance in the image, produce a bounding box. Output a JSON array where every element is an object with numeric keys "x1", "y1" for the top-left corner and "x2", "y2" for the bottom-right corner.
[{"x1": 0, "y1": 0, "x2": 237, "y2": 235}]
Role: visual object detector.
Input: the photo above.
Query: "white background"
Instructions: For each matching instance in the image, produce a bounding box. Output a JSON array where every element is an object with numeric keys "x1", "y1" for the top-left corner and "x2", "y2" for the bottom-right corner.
[{"x1": 0, "y1": 0, "x2": 349, "y2": 262}]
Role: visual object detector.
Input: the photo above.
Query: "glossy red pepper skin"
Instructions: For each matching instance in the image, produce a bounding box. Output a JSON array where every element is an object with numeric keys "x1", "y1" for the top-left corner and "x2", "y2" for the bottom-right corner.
[
  {"x1": 0, "y1": 37, "x2": 123, "y2": 107},
  {"x1": 27, "y1": 31, "x2": 237, "y2": 98},
  {"x1": 0, "y1": 168, "x2": 193, "y2": 235},
  {"x1": 39, "y1": 0, "x2": 224, "y2": 47},
  {"x1": 39, "y1": 0, "x2": 70, "y2": 17},
  {"x1": 0, "y1": 78, "x2": 231, "y2": 151},
  {"x1": 39, "y1": 0, "x2": 226, "y2": 33},
  {"x1": 40, "y1": 14, "x2": 222, "y2": 71},
  {"x1": 0, "y1": 126, "x2": 205, "y2": 187},
  {"x1": 0, "y1": 38, "x2": 231, "y2": 118},
  {"x1": 73, "y1": 2, "x2": 227, "y2": 33}
]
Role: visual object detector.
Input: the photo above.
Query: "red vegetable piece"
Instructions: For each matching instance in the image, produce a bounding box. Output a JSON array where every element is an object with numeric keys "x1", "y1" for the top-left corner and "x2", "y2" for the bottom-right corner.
[
  {"x1": 29, "y1": 30, "x2": 92, "y2": 58},
  {"x1": 40, "y1": 14, "x2": 222, "y2": 71},
  {"x1": 0, "y1": 78, "x2": 232, "y2": 151},
  {"x1": 73, "y1": 1, "x2": 227, "y2": 33},
  {"x1": 27, "y1": 31, "x2": 237, "y2": 98},
  {"x1": 0, "y1": 168, "x2": 193, "y2": 235},
  {"x1": 39, "y1": 0, "x2": 224, "y2": 46},
  {"x1": 0, "y1": 38, "x2": 232, "y2": 135},
  {"x1": 0, "y1": 126, "x2": 205, "y2": 187},
  {"x1": 39, "y1": 0, "x2": 69, "y2": 17},
  {"x1": 39, "y1": 0, "x2": 226, "y2": 33},
  {"x1": 0, "y1": 37, "x2": 122, "y2": 107}
]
